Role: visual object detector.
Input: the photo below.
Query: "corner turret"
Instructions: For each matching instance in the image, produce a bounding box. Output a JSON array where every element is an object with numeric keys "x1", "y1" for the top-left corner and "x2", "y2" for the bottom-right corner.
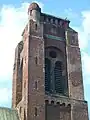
[{"x1": 28, "y1": 2, "x2": 41, "y2": 23}]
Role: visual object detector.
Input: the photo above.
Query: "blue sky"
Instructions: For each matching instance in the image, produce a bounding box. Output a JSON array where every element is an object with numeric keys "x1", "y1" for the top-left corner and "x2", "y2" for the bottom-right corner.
[{"x1": 0, "y1": 0, "x2": 90, "y2": 116}]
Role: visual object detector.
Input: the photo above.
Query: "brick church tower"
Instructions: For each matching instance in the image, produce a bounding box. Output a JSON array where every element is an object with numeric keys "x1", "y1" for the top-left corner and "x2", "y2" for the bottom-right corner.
[{"x1": 12, "y1": 2, "x2": 89, "y2": 120}]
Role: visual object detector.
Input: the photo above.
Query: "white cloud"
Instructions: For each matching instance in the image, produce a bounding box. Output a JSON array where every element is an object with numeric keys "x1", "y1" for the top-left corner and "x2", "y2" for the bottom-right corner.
[
  {"x1": 78, "y1": 11, "x2": 90, "y2": 49},
  {"x1": 0, "y1": 88, "x2": 11, "y2": 104},
  {"x1": 64, "y1": 8, "x2": 79, "y2": 19},
  {"x1": 77, "y1": 11, "x2": 90, "y2": 49},
  {"x1": 82, "y1": 52, "x2": 90, "y2": 75},
  {"x1": 82, "y1": 11, "x2": 90, "y2": 35}
]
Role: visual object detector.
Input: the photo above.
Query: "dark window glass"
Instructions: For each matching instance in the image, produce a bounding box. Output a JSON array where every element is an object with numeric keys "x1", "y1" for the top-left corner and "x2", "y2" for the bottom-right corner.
[
  {"x1": 30, "y1": 10, "x2": 32, "y2": 15},
  {"x1": 35, "y1": 81, "x2": 37, "y2": 89},
  {"x1": 35, "y1": 107, "x2": 37, "y2": 116},
  {"x1": 45, "y1": 100, "x2": 49, "y2": 104},
  {"x1": 19, "y1": 107, "x2": 21, "y2": 114},
  {"x1": 13, "y1": 63, "x2": 15, "y2": 70},
  {"x1": 24, "y1": 109, "x2": 26, "y2": 120},
  {"x1": 49, "y1": 51, "x2": 57, "y2": 58},
  {"x1": 35, "y1": 57, "x2": 38, "y2": 65},
  {"x1": 35, "y1": 24, "x2": 37, "y2": 30},
  {"x1": 51, "y1": 101, "x2": 54, "y2": 104}
]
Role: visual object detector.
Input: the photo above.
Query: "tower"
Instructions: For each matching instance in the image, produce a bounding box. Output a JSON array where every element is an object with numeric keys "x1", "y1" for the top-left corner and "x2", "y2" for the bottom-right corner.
[{"x1": 12, "y1": 2, "x2": 89, "y2": 120}]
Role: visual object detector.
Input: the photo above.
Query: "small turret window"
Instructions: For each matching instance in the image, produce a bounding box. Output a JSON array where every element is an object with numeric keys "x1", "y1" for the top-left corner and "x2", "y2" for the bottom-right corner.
[
  {"x1": 30, "y1": 10, "x2": 32, "y2": 15},
  {"x1": 35, "y1": 56, "x2": 38, "y2": 65},
  {"x1": 35, "y1": 81, "x2": 38, "y2": 89},
  {"x1": 35, "y1": 107, "x2": 37, "y2": 116},
  {"x1": 13, "y1": 63, "x2": 15, "y2": 70},
  {"x1": 35, "y1": 24, "x2": 37, "y2": 30}
]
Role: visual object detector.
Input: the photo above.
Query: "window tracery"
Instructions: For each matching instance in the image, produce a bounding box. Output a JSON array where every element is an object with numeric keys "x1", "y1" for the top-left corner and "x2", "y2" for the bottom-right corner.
[{"x1": 45, "y1": 47, "x2": 68, "y2": 95}]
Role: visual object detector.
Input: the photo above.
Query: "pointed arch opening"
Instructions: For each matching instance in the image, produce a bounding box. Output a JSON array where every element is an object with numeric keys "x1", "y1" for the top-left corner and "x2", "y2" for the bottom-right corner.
[{"x1": 45, "y1": 46, "x2": 68, "y2": 96}]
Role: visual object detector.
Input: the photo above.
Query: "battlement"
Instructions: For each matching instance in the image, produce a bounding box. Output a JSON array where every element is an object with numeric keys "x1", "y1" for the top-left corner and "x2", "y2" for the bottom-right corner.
[{"x1": 41, "y1": 13, "x2": 70, "y2": 28}]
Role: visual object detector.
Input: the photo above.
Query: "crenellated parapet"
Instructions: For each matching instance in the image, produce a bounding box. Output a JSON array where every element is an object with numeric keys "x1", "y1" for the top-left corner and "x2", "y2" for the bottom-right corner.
[{"x1": 41, "y1": 13, "x2": 70, "y2": 29}]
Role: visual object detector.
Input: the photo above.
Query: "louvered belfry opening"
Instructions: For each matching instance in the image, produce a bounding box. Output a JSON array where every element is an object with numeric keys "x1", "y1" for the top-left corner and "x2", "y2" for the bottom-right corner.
[
  {"x1": 54, "y1": 61, "x2": 64, "y2": 94},
  {"x1": 45, "y1": 58, "x2": 51, "y2": 92},
  {"x1": 45, "y1": 47, "x2": 67, "y2": 95}
]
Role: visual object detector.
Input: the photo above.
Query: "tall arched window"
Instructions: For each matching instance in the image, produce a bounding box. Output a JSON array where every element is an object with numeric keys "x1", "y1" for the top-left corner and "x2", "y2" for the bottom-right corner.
[
  {"x1": 45, "y1": 58, "x2": 51, "y2": 92},
  {"x1": 54, "y1": 61, "x2": 64, "y2": 94}
]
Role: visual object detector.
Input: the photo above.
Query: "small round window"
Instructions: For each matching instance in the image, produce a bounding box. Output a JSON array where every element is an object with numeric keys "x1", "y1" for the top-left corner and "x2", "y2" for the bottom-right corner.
[{"x1": 49, "y1": 51, "x2": 57, "y2": 58}]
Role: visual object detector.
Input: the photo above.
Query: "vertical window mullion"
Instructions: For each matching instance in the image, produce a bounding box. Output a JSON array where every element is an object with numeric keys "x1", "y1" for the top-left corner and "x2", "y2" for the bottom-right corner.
[
  {"x1": 45, "y1": 58, "x2": 51, "y2": 93},
  {"x1": 54, "y1": 61, "x2": 63, "y2": 94}
]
